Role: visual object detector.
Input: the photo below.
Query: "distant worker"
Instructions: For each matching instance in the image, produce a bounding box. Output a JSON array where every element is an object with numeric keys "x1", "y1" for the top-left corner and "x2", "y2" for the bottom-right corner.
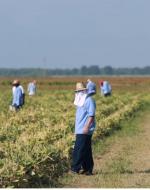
[
  {"x1": 100, "y1": 80, "x2": 112, "y2": 96},
  {"x1": 86, "y1": 79, "x2": 97, "y2": 95},
  {"x1": 12, "y1": 80, "x2": 25, "y2": 106},
  {"x1": 28, "y1": 80, "x2": 37, "y2": 96},
  {"x1": 10, "y1": 80, "x2": 24, "y2": 111}
]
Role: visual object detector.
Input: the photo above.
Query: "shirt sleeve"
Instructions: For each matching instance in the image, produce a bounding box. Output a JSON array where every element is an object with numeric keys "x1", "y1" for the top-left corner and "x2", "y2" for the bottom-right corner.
[
  {"x1": 13, "y1": 88, "x2": 22, "y2": 106},
  {"x1": 85, "y1": 97, "x2": 96, "y2": 117}
]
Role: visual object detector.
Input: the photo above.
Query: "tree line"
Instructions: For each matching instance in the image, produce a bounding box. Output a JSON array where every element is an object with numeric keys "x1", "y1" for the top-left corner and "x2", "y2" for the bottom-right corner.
[{"x1": 0, "y1": 65, "x2": 150, "y2": 76}]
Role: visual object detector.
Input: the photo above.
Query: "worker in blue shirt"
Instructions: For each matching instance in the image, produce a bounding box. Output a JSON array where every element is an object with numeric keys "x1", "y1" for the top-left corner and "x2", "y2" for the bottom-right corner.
[
  {"x1": 11, "y1": 80, "x2": 23, "y2": 111},
  {"x1": 86, "y1": 79, "x2": 97, "y2": 96},
  {"x1": 100, "y1": 80, "x2": 112, "y2": 96},
  {"x1": 12, "y1": 81, "x2": 25, "y2": 106},
  {"x1": 71, "y1": 82, "x2": 96, "y2": 175},
  {"x1": 28, "y1": 80, "x2": 36, "y2": 96}
]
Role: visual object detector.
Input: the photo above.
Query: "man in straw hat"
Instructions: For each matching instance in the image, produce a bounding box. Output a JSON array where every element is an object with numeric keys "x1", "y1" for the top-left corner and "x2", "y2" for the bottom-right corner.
[
  {"x1": 10, "y1": 79, "x2": 24, "y2": 111},
  {"x1": 71, "y1": 82, "x2": 96, "y2": 175},
  {"x1": 12, "y1": 79, "x2": 25, "y2": 105}
]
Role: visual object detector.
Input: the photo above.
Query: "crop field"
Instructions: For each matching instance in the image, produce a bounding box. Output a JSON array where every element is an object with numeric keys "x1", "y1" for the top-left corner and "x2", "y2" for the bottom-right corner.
[{"x1": 0, "y1": 76, "x2": 150, "y2": 187}]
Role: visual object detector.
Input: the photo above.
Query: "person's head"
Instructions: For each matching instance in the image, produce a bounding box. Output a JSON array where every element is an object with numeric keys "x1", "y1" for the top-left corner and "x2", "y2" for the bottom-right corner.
[
  {"x1": 87, "y1": 82, "x2": 96, "y2": 96},
  {"x1": 99, "y1": 80, "x2": 103, "y2": 86},
  {"x1": 87, "y1": 79, "x2": 91, "y2": 83},
  {"x1": 75, "y1": 82, "x2": 87, "y2": 94},
  {"x1": 12, "y1": 79, "x2": 20, "y2": 87},
  {"x1": 33, "y1": 80, "x2": 36, "y2": 84}
]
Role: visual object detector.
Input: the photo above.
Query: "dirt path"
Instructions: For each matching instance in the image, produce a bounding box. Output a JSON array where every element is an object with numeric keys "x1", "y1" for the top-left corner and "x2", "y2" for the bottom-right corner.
[{"x1": 60, "y1": 108, "x2": 150, "y2": 188}]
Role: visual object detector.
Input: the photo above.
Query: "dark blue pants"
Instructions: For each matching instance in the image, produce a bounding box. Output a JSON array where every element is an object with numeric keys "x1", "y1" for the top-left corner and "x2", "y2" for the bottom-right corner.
[{"x1": 71, "y1": 134, "x2": 94, "y2": 173}]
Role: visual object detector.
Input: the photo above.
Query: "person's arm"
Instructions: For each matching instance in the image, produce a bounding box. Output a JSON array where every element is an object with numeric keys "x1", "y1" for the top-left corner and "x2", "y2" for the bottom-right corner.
[
  {"x1": 16, "y1": 88, "x2": 22, "y2": 106},
  {"x1": 83, "y1": 116, "x2": 94, "y2": 134},
  {"x1": 12, "y1": 88, "x2": 20, "y2": 106}
]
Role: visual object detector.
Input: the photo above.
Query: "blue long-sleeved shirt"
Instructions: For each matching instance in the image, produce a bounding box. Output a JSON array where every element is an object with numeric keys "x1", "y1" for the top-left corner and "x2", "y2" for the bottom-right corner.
[
  {"x1": 28, "y1": 83, "x2": 36, "y2": 95},
  {"x1": 101, "y1": 81, "x2": 111, "y2": 95},
  {"x1": 75, "y1": 95, "x2": 96, "y2": 135},
  {"x1": 12, "y1": 86, "x2": 22, "y2": 107}
]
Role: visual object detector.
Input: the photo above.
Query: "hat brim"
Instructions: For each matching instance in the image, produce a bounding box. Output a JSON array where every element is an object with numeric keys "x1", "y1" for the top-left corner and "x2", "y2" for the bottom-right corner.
[
  {"x1": 12, "y1": 80, "x2": 19, "y2": 85},
  {"x1": 12, "y1": 82, "x2": 18, "y2": 85}
]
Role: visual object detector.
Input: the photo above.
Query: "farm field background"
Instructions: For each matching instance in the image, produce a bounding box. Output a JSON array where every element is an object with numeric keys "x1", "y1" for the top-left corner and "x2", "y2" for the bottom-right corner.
[{"x1": 0, "y1": 76, "x2": 150, "y2": 187}]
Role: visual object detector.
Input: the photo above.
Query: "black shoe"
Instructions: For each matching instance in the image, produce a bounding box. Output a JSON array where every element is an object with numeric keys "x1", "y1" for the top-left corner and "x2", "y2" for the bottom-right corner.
[
  {"x1": 80, "y1": 170, "x2": 93, "y2": 175},
  {"x1": 85, "y1": 171, "x2": 93, "y2": 176}
]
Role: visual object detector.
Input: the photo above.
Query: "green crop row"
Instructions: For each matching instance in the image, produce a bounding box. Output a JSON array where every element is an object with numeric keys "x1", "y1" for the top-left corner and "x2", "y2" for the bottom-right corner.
[{"x1": 0, "y1": 89, "x2": 148, "y2": 187}]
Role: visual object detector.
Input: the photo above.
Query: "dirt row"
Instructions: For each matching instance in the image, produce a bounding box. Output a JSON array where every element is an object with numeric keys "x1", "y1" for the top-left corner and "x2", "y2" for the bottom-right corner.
[{"x1": 60, "y1": 108, "x2": 150, "y2": 188}]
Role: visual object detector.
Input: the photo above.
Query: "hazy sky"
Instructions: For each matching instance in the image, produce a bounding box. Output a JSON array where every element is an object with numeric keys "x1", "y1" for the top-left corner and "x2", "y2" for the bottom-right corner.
[{"x1": 0, "y1": 0, "x2": 150, "y2": 69}]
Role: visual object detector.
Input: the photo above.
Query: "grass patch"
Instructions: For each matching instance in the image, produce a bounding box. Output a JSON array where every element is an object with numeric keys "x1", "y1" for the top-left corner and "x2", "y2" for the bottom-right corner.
[
  {"x1": 93, "y1": 101, "x2": 150, "y2": 158},
  {"x1": 107, "y1": 155, "x2": 132, "y2": 174}
]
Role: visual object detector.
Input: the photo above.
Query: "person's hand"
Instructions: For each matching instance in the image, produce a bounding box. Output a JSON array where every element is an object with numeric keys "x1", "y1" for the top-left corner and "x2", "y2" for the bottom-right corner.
[{"x1": 83, "y1": 127, "x2": 89, "y2": 134}]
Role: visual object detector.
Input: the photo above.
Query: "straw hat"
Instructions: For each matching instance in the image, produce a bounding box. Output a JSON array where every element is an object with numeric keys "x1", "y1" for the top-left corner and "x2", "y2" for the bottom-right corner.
[
  {"x1": 87, "y1": 79, "x2": 91, "y2": 82},
  {"x1": 75, "y1": 82, "x2": 87, "y2": 92},
  {"x1": 12, "y1": 79, "x2": 20, "y2": 85}
]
